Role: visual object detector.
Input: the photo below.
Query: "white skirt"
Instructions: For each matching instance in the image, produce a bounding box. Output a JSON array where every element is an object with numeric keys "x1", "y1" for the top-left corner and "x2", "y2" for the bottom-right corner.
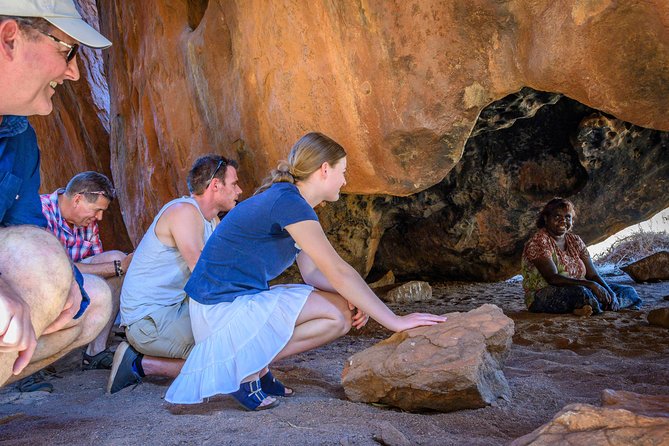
[{"x1": 165, "y1": 284, "x2": 313, "y2": 404}]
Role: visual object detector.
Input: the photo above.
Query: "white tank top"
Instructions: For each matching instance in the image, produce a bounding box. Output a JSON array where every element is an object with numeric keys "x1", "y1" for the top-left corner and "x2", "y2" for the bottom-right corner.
[{"x1": 120, "y1": 197, "x2": 216, "y2": 326}]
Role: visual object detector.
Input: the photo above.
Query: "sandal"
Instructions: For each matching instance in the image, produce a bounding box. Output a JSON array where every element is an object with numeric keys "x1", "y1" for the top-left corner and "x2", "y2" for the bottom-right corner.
[
  {"x1": 230, "y1": 379, "x2": 280, "y2": 411},
  {"x1": 16, "y1": 371, "x2": 54, "y2": 393},
  {"x1": 260, "y1": 370, "x2": 294, "y2": 397},
  {"x1": 82, "y1": 348, "x2": 115, "y2": 370}
]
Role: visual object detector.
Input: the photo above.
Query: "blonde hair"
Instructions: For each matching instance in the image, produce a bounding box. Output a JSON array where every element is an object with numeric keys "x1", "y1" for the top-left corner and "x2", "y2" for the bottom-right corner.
[{"x1": 255, "y1": 132, "x2": 346, "y2": 195}]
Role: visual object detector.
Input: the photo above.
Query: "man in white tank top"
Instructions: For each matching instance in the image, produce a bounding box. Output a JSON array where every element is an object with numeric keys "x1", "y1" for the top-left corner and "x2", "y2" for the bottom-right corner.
[{"x1": 108, "y1": 155, "x2": 242, "y2": 393}]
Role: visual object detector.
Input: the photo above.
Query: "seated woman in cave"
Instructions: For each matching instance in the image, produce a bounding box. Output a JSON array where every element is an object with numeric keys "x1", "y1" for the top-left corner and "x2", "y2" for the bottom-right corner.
[
  {"x1": 521, "y1": 197, "x2": 642, "y2": 316},
  {"x1": 164, "y1": 132, "x2": 446, "y2": 410}
]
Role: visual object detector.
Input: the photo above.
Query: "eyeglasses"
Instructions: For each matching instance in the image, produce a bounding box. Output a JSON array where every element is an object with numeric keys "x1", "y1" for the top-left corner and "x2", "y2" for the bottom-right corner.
[
  {"x1": 206, "y1": 159, "x2": 226, "y2": 186},
  {"x1": 39, "y1": 30, "x2": 79, "y2": 63},
  {"x1": 83, "y1": 190, "x2": 113, "y2": 200}
]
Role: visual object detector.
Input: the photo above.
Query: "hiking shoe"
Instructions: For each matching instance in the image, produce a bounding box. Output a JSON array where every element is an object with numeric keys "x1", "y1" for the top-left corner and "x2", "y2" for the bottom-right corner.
[
  {"x1": 82, "y1": 348, "x2": 114, "y2": 370},
  {"x1": 16, "y1": 371, "x2": 53, "y2": 393},
  {"x1": 107, "y1": 342, "x2": 142, "y2": 394}
]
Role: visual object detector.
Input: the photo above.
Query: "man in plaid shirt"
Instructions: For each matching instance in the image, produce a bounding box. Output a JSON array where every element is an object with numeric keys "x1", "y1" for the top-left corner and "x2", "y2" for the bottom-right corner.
[{"x1": 41, "y1": 171, "x2": 132, "y2": 370}]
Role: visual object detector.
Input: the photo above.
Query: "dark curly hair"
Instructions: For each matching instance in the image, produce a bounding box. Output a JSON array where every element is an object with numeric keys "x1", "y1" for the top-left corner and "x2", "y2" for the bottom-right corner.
[{"x1": 536, "y1": 197, "x2": 576, "y2": 229}]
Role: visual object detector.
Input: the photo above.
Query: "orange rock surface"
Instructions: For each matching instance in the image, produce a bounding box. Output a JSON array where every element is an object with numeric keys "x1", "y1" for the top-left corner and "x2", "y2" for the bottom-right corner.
[{"x1": 35, "y1": 1, "x2": 669, "y2": 249}]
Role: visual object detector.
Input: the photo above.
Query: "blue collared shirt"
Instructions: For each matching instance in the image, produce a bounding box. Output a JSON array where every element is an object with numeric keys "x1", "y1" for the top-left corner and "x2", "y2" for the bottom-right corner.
[{"x1": 0, "y1": 115, "x2": 47, "y2": 227}]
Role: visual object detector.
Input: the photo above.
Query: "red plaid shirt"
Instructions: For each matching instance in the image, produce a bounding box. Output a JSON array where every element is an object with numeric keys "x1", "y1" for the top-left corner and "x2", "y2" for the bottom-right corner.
[{"x1": 40, "y1": 189, "x2": 103, "y2": 262}]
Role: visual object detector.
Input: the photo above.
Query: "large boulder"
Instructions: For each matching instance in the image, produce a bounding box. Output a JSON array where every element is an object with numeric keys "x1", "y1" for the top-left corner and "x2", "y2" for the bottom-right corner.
[
  {"x1": 622, "y1": 251, "x2": 669, "y2": 283},
  {"x1": 88, "y1": 1, "x2": 669, "y2": 246},
  {"x1": 31, "y1": 1, "x2": 669, "y2": 280},
  {"x1": 341, "y1": 304, "x2": 514, "y2": 412},
  {"x1": 511, "y1": 390, "x2": 669, "y2": 446}
]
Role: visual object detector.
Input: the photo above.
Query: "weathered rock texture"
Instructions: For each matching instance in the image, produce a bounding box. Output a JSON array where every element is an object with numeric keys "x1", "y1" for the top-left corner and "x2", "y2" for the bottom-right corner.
[
  {"x1": 647, "y1": 308, "x2": 669, "y2": 329},
  {"x1": 382, "y1": 281, "x2": 432, "y2": 304},
  {"x1": 91, "y1": 0, "x2": 669, "y2": 247},
  {"x1": 324, "y1": 93, "x2": 669, "y2": 281},
  {"x1": 33, "y1": 1, "x2": 669, "y2": 278},
  {"x1": 511, "y1": 389, "x2": 669, "y2": 446},
  {"x1": 622, "y1": 251, "x2": 669, "y2": 283},
  {"x1": 341, "y1": 304, "x2": 513, "y2": 412}
]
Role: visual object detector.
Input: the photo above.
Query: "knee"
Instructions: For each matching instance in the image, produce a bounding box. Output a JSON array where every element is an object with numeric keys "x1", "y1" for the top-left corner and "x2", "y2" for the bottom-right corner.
[
  {"x1": 332, "y1": 306, "x2": 353, "y2": 337},
  {"x1": 616, "y1": 285, "x2": 639, "y2": 298},
  {"x1": 80, "y1": 276, "x2": 113, "y2": 339},
  {"x1": 0, "y1": 227, "x2": 71, "y2": 316},
  {"x1": 105, "y1": 250, "x2": 127, "y2": 262},
  {"x1": 575, "y1": 286, "x2": 602, "y2": 313}
]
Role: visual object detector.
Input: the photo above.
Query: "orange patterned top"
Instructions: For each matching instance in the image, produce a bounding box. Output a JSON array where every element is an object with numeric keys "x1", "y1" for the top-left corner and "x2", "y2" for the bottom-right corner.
[{"x1": 521, "y1": 229, "x2": 587, "y2": 307}]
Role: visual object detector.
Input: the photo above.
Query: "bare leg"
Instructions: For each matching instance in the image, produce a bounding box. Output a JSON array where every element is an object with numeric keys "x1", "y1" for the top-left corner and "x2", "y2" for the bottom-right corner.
[
  {"x1": 273, "y1": 290, "x2": 352, "y2": 362},
  {"x1": 140, "y1": 356, "x2": 185, "y2": 378},
  {"x1": 7, "y1": 274, "x2": 112, "y2": 383},
  {"x1": 81, "y1": 251, "x2": 125, "y2": 356},
  {"x1": 0, "y1": 227, "x2": 72, "y2": 386}
]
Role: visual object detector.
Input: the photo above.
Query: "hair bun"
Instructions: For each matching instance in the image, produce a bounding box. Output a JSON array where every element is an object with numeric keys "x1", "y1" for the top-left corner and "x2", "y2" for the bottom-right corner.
[{"x1": 276, "y1": 161, "x2": 292, "y2": 174}]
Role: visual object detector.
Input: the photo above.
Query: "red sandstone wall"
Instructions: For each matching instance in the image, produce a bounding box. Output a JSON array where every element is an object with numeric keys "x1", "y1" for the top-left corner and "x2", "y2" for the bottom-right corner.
[{"x1": 34, "y1": 0, "x2": 669, "y2": 249}]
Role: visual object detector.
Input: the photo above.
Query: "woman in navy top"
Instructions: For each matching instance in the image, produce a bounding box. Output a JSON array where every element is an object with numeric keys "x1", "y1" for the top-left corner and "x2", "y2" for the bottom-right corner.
[{"x1": 166, "y1": 133, "x2": 446, "y2": 410}]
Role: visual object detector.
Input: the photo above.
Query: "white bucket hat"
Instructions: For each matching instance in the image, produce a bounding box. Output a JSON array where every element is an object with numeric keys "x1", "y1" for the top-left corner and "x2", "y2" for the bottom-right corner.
[{"x1": 0, "y1": 0, "x2": 111, "y2": 48}]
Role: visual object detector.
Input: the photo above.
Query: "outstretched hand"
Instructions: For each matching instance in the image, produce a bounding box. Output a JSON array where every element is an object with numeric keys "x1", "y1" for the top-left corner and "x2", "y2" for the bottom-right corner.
[
  {"x1": 0, "y1": 281, "x2": 37, "y2": 375},
  {"x1": 389, "y1": 313, "x2": 447, "y2": 332},
  {"x1": 348, "y1": 302, "x2": 369, "y2": 329}
]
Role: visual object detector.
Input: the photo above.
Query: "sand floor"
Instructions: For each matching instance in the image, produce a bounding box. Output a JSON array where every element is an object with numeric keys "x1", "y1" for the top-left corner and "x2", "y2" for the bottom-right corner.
[{"x1": 1, "y1": 274, "x2": 668, "y2": 445}]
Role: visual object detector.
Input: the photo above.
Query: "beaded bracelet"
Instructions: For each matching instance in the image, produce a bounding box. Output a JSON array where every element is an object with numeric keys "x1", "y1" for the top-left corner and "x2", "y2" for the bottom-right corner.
[{"x1": 113, "y1": 260, "x2": 124, "y2": 277}]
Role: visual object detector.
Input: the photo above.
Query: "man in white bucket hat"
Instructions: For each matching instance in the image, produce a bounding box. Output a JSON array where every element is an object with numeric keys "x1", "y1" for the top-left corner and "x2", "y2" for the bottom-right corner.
[{"x1": 0, "y1": 0, "x2": 114, "y2": 390}]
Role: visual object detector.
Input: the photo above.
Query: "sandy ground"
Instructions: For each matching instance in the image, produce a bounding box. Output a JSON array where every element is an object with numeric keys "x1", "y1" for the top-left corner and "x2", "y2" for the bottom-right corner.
[{"x1": 1, "y1": 273, "x2": 668, "y2": 446}]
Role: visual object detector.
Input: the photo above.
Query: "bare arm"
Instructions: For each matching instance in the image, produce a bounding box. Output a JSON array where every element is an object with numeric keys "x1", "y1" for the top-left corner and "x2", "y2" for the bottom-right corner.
[
  {"x1": 159, "y1": 203, "x2": 206, "y2": 271},
  {"x1": 75, "y1": 251, "x2": 133, "y2": 278},
  {"x1": 0, "y1": 274, "x2": 37, "y2": 374},
  {"x1": 75, "y1": 261, "x2": 116, "y2": 278},
  {"x1": 287, "y1": 220, "x2": 446, "y2": 332},
  {"x1": 296, "y1": 250, "x2": 337, "y2": 293},
  {"x1": 581, "y1": 250, "x2": 618, "y2": 309}
]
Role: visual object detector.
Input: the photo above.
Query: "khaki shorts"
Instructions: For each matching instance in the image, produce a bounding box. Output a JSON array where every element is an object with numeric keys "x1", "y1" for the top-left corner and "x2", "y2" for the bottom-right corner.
[{"x1": 125, "y1": 299, "x2": 194, "y2": 359}]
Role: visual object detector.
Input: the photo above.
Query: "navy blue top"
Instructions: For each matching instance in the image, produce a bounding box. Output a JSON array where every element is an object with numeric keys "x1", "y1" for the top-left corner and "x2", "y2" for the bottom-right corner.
[
  {"x1": 185, "y1": 182, "x2": 318, "y2": 304},
  {"x1": 0, "y1": 116, "x2": 47, "y2": 227}
]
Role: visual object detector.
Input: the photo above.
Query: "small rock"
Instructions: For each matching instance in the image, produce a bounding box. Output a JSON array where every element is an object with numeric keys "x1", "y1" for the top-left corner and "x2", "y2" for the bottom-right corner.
[
  {"x1": 621, "y1": 251, "x2": 669, "y2": 282},
  {"x1": 373, "y1": 422, "x2": 411, "y2": 446},
  {"x1": 648, "y1": 307, "x2": 669, "y2": 329},
  {"x1": 511, "y1": 390, "x2": 669, "y2": 445},
  {"x1": 382, "y1": 281, "x2": 432, "y2": 304},
  {"x1": 342, "y1": 304, "x2": 514, "y2": 412},
  {"x1": 663, "y1": 295, "x2": 669, "y2": 301},
  {"x1": 339, "y1": 436, "x2": 352, "y2": 446},
  {"x1": 368, "y1": 271, "x2": 396, "y2": 289},
  {"x1": 601, "y1": 389, "x2": 669, "y2": 418}
]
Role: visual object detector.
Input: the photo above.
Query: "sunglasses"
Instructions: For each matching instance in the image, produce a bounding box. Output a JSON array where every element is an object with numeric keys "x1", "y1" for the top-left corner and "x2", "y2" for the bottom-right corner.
[
  {"x1": 39, "y1": 30, "x2": 79, "y2": 63},
  {"x1": 83, "y1": 190, "x2": 114, "y2": 200},
  {"x1": 207, "y1": 159, "x2": 226, "y2": 186}
]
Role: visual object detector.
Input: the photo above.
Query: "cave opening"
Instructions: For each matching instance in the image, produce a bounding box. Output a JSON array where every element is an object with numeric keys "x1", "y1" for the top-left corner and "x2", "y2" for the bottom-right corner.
[{"x1": 187, "y1": 0, "x2": 209, "y2": 31}]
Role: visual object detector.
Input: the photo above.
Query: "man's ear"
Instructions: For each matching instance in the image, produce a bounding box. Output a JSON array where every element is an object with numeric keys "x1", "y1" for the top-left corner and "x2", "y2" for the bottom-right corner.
[{"x1": 0, "y1": 20, "x2": 21, "y2": 62}]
